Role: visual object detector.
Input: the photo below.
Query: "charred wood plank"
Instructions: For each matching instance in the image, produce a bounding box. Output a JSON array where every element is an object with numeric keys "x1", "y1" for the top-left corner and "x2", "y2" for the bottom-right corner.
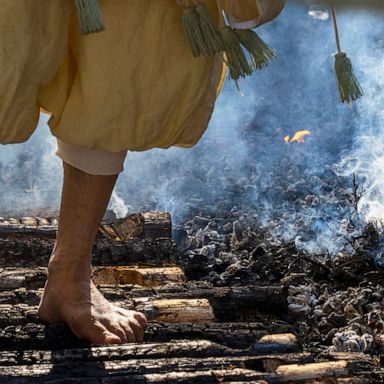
[
  {"x1": 92, "y1": 266, "x2": 186, "y2": 287},
  {"x1": 0, "y1": 211, "x2": 171, "y2": 242},
  {"x1": 0, "y1": 358, "x2": 380, "y2": 384},
  {"x1": 0, "y1": 266, "x2": 187, "y2": 291},
  {"x1": 319, "y1": 351, "x2": 380, "y2": 366},
  {"x1": 0, "y1": 278, "x2": 287, "y2": 321},
  {"x1": 0, "y1": 342, "x2": 311, "y2": 367},
  {"x1": 0, "y1": 212, "x2": 176, "y2": 268},
  {"x1": 273, "y1": 361, "x2": 350, "y2": 382},
  {"x1": 0, "y1": 368, "x2": 380, "y2": 384},
  {"x1": 0, "y1": 366, "x2": 268, "y2": 384},
  {"x1": 0, "y1": 340, "x2": 235, "y2": 365},
  {"x1": 0, "y1": 269, "x2": 287, "y2": 309},
  {"x1": 0, "y1": 225, "x2": 57, "y2": 238},
  {"x1": 135, "y1": 298, "x2": 216, "y2": 323},
  {"x1": 0, "y1": 237, "x2": 178, "y2": 268},
  {"x1": 0, "y1": 322, "x2": 272, "y2": 350},
  {"x1": 251, "y1": 333, "x2": 301, "y2": 355},
  {"x1": 102, "y1": 283, "x2": 287, "y2": 320},
  {"x1": 0, "y1": 353, "x2": 312, "y2": 374},
  {"x1": 103, "y1": 211, "x2": 172, "y2": 241},
  {"x1": 0, "y1": 297, "x2": 216, "y2": 326}
]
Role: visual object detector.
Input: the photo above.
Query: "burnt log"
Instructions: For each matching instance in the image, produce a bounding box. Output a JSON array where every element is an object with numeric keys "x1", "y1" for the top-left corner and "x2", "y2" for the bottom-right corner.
[
  {"x1": 0, "y1": 269, "x2": 287, "y2": 321},
  {"x1": 0, "y1": 322, "x2": 274, "y2": 350},
  {"x1": 0, "y1": 266, "x2": 187, "y2": 292},
  {"x1": 0, "y1": 212, "x2": 171, "y2": 242},
  {"x1": 103, "y1": 211, "x2": 172, "y2": 241},
  {"x1": 274, "y1": 361, "x2": 349, "y2": 382},
  {"x1": 0, "y1": 366, "x2": 268, "y2": 384},
  {"x1": 251, "y1": 333, "x2": 301, "y2": 355},
  {"x1": 0, "y1": 237, "x2": 178, "y2": 268},
  {"x1": 0, "y1": 339, "x2": 313, "y2": 366},
  {"x1": 0, "y1": 337, "x2": 310, "y2": 384},
  {"x1": 0, "y1": 212, "x2": 177, "y2": 268},
  {"x1": 92, "y1": 266, "x2": 186, "y2": 287},
  {"x1": 0, "y1": 356, "x2": 381, "y2": 384},
  {"x1": 0, "y1": 297, "x2": 216, "y2": 326}
]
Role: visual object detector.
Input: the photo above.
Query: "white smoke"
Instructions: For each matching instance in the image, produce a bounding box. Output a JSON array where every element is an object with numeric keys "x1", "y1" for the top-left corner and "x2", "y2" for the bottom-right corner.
[
  {"x1": 335, "y1": 10, "x2": 384, "y2": 224},
  {"x1": 110, "y1": 191, "x2": 130, "y2": 219},
  {"x1": 0, "y1": 3, "x2": 383, "y2": 256}
]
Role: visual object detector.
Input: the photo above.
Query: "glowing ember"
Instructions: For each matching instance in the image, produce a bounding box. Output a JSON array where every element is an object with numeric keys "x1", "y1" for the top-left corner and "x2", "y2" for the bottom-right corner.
[{"x1": 284, "y1": 130, "x2": 311, "y2": 144}]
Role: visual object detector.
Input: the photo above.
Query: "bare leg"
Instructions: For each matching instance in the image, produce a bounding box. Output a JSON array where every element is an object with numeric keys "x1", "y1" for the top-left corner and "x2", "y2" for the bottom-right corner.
[{"x1": 38, "y1": 161, "x2": 147, "y2": 344}]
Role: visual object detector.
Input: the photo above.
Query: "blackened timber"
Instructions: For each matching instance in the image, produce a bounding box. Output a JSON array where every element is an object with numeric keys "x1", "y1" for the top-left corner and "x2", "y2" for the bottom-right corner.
[
  {"x1": 0, "y1": 211, "x2": 171, "y2": 242},
  {"x1": 0, "y1": 342, "x2": 313, "y2": 366},
  {"x1": 0, "y1": 237, "x2": 178, "y2": 268},
  {"x1": 0, "y1": 355, "x2": 313, "y2": 376},
  {"x1": 92, "y1": 266, "x2": 186, "y2": 287},
  {"x1": 0, "y1": 212, "x2": 176, "y2": 267},
  {"x1": 0, "y1": 224, "x2": 57, "y2": 239},
  {"x1": 0, "y1": 340, "x2": 237, "y2": 365},
  {"x1": 0, "y1": 363, "x2": 380, "y2": 384},
  {"x1": 0, "y1": 322, "x2": 272, "y2": 350},
  {"x1": 105, "y1": 211, "x2": 172, "y2": 241},
  {"x1": 0, "y1": 366, "x2": 269, "y2": 384},
  {"x1": 0, "y1": 297, "x2": 216, "y2": 325},
  {"x1": 0, "y1": 275, "x2": 287, "y2": 320}
]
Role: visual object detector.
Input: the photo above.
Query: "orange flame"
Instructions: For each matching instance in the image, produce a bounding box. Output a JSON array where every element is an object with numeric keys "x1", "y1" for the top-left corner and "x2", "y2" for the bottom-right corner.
[{"x1": 284, "y1": 130, "x2": 311, "y2": 144}]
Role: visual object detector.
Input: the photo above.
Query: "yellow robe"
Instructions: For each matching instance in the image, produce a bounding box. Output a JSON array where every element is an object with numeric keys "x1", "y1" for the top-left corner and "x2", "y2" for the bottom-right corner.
[{"x1": 0, "y1": 0, "x2": 284, "y2": 152}]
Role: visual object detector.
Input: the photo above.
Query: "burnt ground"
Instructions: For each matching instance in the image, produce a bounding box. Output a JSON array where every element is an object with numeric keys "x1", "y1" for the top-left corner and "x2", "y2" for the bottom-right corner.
[
  {"x1": 173, "y1": 167, "x2": 384, "y2": 359},
  {"x1": 1, "y1": 161, "x2": 384, "y2": 382}
]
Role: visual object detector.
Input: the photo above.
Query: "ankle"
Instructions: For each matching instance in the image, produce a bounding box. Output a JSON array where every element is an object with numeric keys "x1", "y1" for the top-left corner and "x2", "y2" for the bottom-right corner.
[{"x1": 48, "y1": 254, "x2": 92, "y2": 280}]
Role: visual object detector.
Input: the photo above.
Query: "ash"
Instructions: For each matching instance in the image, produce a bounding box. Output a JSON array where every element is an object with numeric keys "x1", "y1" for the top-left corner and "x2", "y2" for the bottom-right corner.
[{"x1": 173, "y1": 157, "x2": 384, "y2": 356}]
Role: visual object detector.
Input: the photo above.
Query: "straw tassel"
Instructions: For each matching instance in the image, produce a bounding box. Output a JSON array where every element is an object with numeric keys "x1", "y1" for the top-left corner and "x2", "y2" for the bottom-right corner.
[
  {"x1": 75, "y1": 0, "x2": 105, "y2": 35},
  {"x1": 331, "y1": 5, "x2": 363, "y2": 103},
  {"x1": 181, "y1": 1, "x2": 223, "y2": 57},
  {"x1": 194, "y1": 3, "x2": 224, "y2": 54},
  {"x1": 235, "y1": 28, "x2": 276, "y2": 70},
  {"x1": 221, "y1": 26, "x2": 253, "y2": 80}
]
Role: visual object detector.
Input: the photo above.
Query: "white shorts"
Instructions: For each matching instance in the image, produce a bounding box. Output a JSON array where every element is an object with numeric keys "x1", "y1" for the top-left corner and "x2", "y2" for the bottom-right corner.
[{"x1": 56, "y1": 139, "x2": 128, "y2": 176}]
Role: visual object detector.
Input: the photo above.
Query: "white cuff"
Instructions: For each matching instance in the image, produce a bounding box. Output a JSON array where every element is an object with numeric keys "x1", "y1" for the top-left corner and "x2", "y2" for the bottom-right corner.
[
  {"x1": 228, "y1": 16, "x2": 259, "y2": 30},
  {"x1": 55, "y1": 139, "x2": 128, "y2": 175}
]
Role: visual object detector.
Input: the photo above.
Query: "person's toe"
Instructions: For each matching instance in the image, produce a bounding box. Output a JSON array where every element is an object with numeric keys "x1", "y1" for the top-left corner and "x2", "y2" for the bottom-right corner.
[
  {"x1": 120, "y1": 323, "x2": 136, "y2": 343},
  {"x1": 71, "y1": 320, "x2": 122, "y2": 345},
  {"x1": 101, "y1": 331, "x2": 123, "y2": 345},
  {"x1": 134, "y1": 312, "x2": 148, "y2": 328},
  {"x1": 106, "y1": 321, "x2": 129, "y2": 343},
  {"x1": 118, "y1": 308, "x2": 148, "y2": 328},
  {"x1": 125, "y1": 318, "x2": 144, "y2": 342}
]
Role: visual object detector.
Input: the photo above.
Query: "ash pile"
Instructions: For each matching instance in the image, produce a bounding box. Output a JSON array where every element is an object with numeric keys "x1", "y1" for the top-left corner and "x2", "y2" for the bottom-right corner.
[{"x1": 173, "y1": 157, "x2": 384, "y2": 358}]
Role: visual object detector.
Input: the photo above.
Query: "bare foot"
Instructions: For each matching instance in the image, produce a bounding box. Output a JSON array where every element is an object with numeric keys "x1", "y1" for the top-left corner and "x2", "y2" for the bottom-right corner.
[{"x1": 38, "y1": 261, "x2": 147, "y2": 344}]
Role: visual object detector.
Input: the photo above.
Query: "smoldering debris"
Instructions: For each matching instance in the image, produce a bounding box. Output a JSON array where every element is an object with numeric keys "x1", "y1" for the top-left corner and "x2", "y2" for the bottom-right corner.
[{"x1": 174, "y1": 166, "x2": 384, "y2": 356}]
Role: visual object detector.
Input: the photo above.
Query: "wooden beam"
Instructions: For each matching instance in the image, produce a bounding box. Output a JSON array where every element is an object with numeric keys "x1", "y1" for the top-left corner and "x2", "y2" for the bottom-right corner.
[
  {"x1": 92, "y1": 266, "x2": 186, "y2": 287},
  {"x1": 0, "y1": 280, "x2": 287, "y2": 323},
  {"x1": 0, "y1": 348, "x2": 311, "y2": 370},
  {"x1": 0, "y1": 237, "x2": 178, "y2": 268},
  {"x1": 0, "y1": 365, "x2": 268, "y2": 383},
  {"x1": 251, "y1": 333, "x2": 301, "y2": 355},
  {"x1": 0, "y1": 296, "x2": 216, "y2": 326},
  {"x1": 0, "y1": 212, "x2": 172, "y2": 242},
  {"x1": 275, "y1": 361, "x2": 349, "y2": 382},
  {"x1": 103, "y1": 211, "x2": 172, "y2": 241},
  {"x1": 0, "y1": 322, "x2": 271, "y2": 350}
]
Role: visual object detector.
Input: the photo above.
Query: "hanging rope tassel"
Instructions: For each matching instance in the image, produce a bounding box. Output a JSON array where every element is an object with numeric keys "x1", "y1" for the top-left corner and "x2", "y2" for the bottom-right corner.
[
  {"x1": 181, "y1": 1, "x2": 223, "y2": 57},
  {"x1": 235, "y1": 28, "x2": 276, "y2": 70},
  {"x1": 221, "y1": 26, "x2": 253, "y2": 80},
  {"x1": 331, "y1": 5, "x2": 363, "y2": 103},
  {"x1": 75, "y1": 0, "x2": 105, "y2": 35},
  {"x1": 194, "y1": 3, "x2": 224, "y2": 54}
]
